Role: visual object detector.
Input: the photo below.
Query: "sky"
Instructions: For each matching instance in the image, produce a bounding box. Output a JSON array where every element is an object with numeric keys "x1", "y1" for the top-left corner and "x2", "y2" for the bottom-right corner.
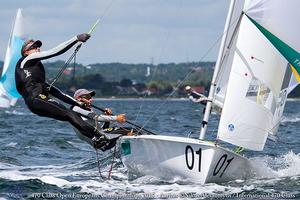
[{"x1": 0, "y1": 0, "x2": 229, "y2": 65}]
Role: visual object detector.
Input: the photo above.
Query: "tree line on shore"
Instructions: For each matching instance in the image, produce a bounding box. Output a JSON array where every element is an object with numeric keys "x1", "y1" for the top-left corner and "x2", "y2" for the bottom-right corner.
[
  {"x1": 44, "y1": 61, "x2": 213, "y2": 97},
  {"x1": 1, "y1": 60, "x2": 300, "y2": 97}
]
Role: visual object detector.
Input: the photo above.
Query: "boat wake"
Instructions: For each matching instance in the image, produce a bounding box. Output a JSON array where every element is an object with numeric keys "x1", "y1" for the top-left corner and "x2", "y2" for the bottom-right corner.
[
  {"x1": 0, "y1": 151, "x2": 299, "y2": 198},
  {"x1": 249, "y1": 151, "x2": 300, "y2": 178}
]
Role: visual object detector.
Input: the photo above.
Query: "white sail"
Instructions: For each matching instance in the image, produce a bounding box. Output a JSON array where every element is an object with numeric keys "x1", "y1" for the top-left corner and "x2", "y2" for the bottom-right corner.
[
  {"x1": 217, "y1": 0, "x2": 300, "y2": 151},
  {"x1": 0, "y1": 9, "x2": 26, "y2": 108}
]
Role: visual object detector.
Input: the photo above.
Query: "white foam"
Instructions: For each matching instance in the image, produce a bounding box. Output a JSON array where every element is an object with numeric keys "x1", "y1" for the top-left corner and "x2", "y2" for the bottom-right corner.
[
  {"x1": 0, "y1": 169, "x2": 31, "y2": 181},
  {"x1": 0, "y1": 163, "x2": 243, "y2": 198},
  {"x1": 0, "y1": 151, "x2": 299, "y2": 197},
  {"x1": 40, "y1": 176, "x2": 71, "y2": 188},
  {"x1": 249, "y1": 151, "x2": 300, "y2": 179},
  {"x1": 287, "y1": 98, "x2": 300, "y2": 102},
  {"x1": 4, "y1": 110, "x2": 30, "y2": 115},
  {"x1": 281, "y1": 116, "x2": 300, "y2": 124},
  {"x1": 275, "y1": 151, "x2": 300, "y2": 177},
  {"x1": 5, "y1": 142, "x2": 17, "y2": 147}
]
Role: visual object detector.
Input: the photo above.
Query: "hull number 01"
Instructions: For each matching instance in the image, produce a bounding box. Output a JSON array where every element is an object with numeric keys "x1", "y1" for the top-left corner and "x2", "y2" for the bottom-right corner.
[
  {"x1": 185, "y1": 145, "x2": 202, "y2": 172},
  {"x1": 185, "y1": 145, "x2": 234, "y2": 177},
  {"x1": 213, "y1": 154, "x2": 234, "y2": 177}
]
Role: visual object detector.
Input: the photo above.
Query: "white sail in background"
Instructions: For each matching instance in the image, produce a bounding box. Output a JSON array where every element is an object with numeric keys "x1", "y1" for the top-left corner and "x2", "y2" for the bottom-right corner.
[
  {"x1": 0, "y1": 9, "x2": 26, "y2": 108},
  {"x1": 216, "y1": 0, "x2": 300, "y2": 151}
]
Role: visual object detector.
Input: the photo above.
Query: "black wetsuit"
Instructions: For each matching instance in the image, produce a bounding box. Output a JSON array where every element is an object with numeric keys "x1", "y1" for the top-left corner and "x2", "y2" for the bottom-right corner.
[{"x1": 15, "y1": 36, "x2": 100, "y2": 140}]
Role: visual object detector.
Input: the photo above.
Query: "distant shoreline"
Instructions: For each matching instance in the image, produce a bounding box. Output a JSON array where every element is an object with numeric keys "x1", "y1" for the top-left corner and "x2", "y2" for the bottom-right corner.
[
  {"x1": 16, "y1": 97, "x2": 300, "y2": 102},
  {"x1": 92, "y1": 97, "x2": 300, "y2": 101},
  {"x1": 93, "y1": 97, "x2": 189, "y2": 101}
]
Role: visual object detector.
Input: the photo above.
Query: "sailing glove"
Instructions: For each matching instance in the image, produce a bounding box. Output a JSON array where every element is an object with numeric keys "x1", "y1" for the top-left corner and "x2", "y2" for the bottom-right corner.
[{"x1": 77, "y1": 33, "x2": 90, "y2": 42}]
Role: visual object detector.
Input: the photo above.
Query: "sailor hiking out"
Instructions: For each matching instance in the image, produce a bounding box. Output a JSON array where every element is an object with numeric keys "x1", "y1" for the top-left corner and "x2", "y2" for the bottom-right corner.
[
  {"x1": 15, "y1": 33, "x2": 112, "y2": 149},
  {"x1": 185, "y1": 85, "x2": 208, "y2": 105},
  {"x1": 72, "y1": 89, "x2": 139, "y2": 151}
]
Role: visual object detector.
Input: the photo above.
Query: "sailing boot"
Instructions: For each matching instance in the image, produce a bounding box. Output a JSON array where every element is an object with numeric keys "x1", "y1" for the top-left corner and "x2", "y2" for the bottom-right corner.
[
  {"x1": 92, "y1": 136, "x2": 118, "y2": 151},
  {"x1": 92, "y1": 129, "x2": 119, "y2": 151}
]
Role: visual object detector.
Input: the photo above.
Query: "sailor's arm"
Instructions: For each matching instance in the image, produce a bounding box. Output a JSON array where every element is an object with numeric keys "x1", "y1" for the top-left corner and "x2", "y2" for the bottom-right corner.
[
  {"x1": 72, "y1": 106, "x2": 97, "y2": 119},
  {"x1": 97, "y1": 114, "x2": 126, "y2": 123},
  {"x1": 72, "y1": 106, "x2": 126, "y2": 122},
  {"x1": 20, "y1": 34, "x2": 90, "y2": 68},
  {"x1": 188, "y1": 91, "x2": 206, "y2": 102},
  {"x1": 96, "y1": 115, "x2": 118, "y2": 122},
  {"x1": 46, "y1": 83, "x2": 82, "y2": 107}
]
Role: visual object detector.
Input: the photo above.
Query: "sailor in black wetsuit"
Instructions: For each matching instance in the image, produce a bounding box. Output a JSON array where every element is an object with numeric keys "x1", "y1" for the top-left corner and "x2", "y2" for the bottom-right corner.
[
  {"x1": 15, "y1": 33, "x2": 108, "y2": 149},
  {"x1": 72, "y1": 89, "x2": 130, "y2": 151}
]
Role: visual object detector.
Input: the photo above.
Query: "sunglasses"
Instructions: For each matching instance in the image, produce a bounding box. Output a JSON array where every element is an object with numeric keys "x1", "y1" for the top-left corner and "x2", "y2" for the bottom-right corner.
[
  {"x1": 25, "y1": 43, "x2": 40, "y2": 51},
  {"x1": 79, "y1": 95, "x2": 92, "y2": 100}
]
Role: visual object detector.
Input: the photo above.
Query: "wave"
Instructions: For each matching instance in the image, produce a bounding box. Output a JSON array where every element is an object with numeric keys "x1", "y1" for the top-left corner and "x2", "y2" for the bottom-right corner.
[
  {"x1": 287, "y1": 98, "x2": 300, "y2": 102},
  {"x1": 4, "y1": 110, "x2": 31, "y2": 116},
  {"x1": 0, "y1": 160, "x2": 244, "y2": 198},
  {"x1": 0, "y1": 152, "x2": 298, "y2": 198},
  {"x1": 249, "y1": 151, "x2": 300, "y2": 179},
  {"x1": 5, "y1": 142, "x2": 18, "y2": 148},
  {"x1": 281, "y1": 116, "x2": 300, "y2": 124}
]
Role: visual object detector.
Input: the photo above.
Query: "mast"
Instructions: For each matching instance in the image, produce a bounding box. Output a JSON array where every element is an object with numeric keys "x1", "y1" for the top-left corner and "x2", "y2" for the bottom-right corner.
[{"x1": 199, "y1": 0, "x2": 237, "y2": 139}]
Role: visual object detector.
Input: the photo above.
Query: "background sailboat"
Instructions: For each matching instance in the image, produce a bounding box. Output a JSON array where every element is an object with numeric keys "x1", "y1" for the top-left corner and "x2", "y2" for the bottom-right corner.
[
  {"x1": 0, "y1": 9, "x2": 26, "y2": 108},
  {"x1": 120, "y1": 0, "x2": 300, "y2": 183}
]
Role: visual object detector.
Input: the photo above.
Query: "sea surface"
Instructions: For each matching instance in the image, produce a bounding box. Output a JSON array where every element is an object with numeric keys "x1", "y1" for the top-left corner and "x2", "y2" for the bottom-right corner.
[{"x1": 0, "y1": 99, "x2": 299, "y2": 200}]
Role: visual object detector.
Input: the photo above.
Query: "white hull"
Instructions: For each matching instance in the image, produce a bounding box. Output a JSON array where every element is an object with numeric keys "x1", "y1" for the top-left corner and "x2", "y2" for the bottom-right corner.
[{"x1": 120, "y1": 135, "x2": 256, "y2": 184}]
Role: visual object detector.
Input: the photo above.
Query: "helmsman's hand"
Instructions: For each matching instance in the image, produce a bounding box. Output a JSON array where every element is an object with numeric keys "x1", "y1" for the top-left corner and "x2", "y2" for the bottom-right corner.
[
  {"x1": 77, "y1": 33, "x2": 90, "y2": 42},
  {"x1": 116, "y1": 114, "x2": 126, "y2": 123}
]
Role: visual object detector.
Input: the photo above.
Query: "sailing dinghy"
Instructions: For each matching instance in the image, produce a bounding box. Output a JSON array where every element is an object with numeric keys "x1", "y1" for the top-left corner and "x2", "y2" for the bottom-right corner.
[
  {"x1": 120, "y1": 0, "x2": 300, "y2": 183},
  {"x1": 0, "y1": 9, "x2": 26, "y2": 108}
]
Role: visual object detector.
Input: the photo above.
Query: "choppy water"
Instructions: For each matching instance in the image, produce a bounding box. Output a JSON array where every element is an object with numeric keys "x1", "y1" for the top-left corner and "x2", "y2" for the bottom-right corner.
[{"x1": 0, "y1": 99, "x2": 299, "y2": 200}]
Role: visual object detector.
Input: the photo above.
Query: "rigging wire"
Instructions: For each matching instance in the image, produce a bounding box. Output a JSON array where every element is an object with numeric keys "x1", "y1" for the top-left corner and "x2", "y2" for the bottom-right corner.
[
  {"x1": 137, "y1": 12, "x2": 243, "y2": 133},
  {"x1": 134, "y1": 0, "x2": 183, "y2": 124},
  {"x1": 49, "y1": 0, "x2": 117, "y2": 87},
  {"x1": 108, "y1": 145, "x2": 117, "y2": 179},
  {"x1": 48, "y1": 44, "x2": 82, "y2": 89},
  {"x1": 138, "y1": 36, "x2": 223, "y2": 131},
  {"x1": 95, "y1": 147, "x2": 104, "y2": 179}
]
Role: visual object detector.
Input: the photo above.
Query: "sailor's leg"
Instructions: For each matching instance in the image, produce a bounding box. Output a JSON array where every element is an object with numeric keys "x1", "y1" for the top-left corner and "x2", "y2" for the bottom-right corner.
[{"x1": 27, "y1": 97, "x2": 100, "y2": 139}]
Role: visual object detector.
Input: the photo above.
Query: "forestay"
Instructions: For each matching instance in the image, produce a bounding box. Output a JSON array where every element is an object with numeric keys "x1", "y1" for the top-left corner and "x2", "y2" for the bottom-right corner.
[
  {"x1": 0, "y1": 9, "x2": 26, "y2": 108},
  {"x1": 216, "y1": 0, "x2": 300, "y2": 151}
]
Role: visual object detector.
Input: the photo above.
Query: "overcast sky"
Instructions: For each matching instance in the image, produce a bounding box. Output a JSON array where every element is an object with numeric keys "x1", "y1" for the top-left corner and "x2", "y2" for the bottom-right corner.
[{"x1": 0, "y1": 0, "x2": 229, "y2": 65}]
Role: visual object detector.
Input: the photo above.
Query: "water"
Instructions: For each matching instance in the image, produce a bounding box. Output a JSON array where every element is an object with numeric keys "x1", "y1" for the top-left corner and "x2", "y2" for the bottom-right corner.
[{"x1": 0, "y1": 99, "x2": 299, "y2": 200}]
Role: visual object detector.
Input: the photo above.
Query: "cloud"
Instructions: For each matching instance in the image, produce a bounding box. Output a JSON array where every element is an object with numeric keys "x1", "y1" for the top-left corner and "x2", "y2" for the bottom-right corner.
[{"x1": 0, "y1": 0, "x2": 229, "y2": 64}]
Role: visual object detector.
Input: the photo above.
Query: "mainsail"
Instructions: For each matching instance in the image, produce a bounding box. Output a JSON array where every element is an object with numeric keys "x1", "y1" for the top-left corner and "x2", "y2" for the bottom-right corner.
[
  {"x1": 215, "y1": 0, "x2": 300, "y2": 151},
  {"x1": 0, "y1": 9, "x2": 26, "y2": 108},
  {"x1": 213, "y1": 0, "x2": 245, "y2": 108}
]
